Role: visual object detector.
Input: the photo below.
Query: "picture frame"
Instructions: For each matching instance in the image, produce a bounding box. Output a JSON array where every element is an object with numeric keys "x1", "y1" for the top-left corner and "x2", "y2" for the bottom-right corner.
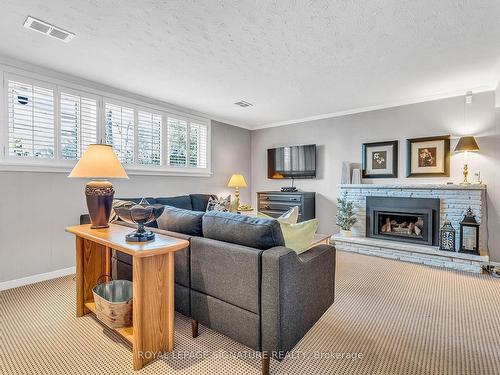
[
  {"x1": 406, "y1": 135, "x2": 450, "y2": 177},
  {"x1": 362, "y1": 140, "x2": 398, "y2": 178}
]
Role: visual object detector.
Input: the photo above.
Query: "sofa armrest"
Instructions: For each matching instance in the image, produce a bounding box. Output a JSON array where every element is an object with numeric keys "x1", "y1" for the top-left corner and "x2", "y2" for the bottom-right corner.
[{"x1": 261, "y1": 244, "x2": 336, "y2": 357}]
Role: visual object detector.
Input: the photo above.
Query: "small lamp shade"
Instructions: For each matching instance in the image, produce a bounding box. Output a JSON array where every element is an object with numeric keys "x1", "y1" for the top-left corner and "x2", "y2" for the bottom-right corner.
[
  {"x1": 228, "y1": 174, "x2": 247, "y2": 188},
  {"x1": 68, "y1": 144, "x2": 129, "y2": 179},
  {"x1": 454, "y1": 136, "x2": 480, "y2": 152}
]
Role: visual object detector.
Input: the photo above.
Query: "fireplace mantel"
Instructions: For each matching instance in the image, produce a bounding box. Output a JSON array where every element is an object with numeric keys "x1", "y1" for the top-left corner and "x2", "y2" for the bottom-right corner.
[
  {"x1": 339, "y1": 183, "x2": 486, "y2": 190},
  {"x1": 334, "y1": 183, "x2": 488, "y2": 273}
]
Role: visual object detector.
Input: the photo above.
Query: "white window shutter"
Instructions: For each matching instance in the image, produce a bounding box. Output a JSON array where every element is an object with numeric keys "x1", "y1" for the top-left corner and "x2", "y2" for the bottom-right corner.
[
  {"x1": 167, "y1": 116, "x2": 187, "y2": 166},
  {"x1": 138, "y1": 111, "x2": 162, "y2": 165},
  {"x1": 60, "y1": 92, "x2": 97, "y2": 159},
  {"x1": 8, "y1": 80, "x2": 55, "y2": 158},
  {"x1": 104, "y1": 102, "x2": 135, "y2": 164},
  {"x1": 189, "y1": 122, "x2": 208, "y2": 168}
]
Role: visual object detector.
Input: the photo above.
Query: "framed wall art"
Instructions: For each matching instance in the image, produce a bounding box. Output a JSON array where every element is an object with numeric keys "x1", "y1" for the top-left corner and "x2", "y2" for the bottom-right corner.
[
  {"x1": 362, "y1": 140, "x2": 398, "y2": 178},
  {"x1": 406, "y1": 135, "x2": 450, "y2": 177}
]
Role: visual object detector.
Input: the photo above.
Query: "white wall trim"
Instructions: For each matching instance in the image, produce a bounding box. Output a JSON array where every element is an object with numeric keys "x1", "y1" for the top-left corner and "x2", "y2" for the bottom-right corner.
[
  {"x1": 253, "y1": 85, "x2": 495, "y2": 130},
  {"x1": 0, "y1": 266, "x2": 76, "y2": 291}
]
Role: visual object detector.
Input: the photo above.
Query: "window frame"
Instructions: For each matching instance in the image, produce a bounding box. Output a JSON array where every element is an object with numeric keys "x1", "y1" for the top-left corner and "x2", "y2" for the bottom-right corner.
[{"x1": 0, "y1": 67, "x2": 211, "y2": 176}]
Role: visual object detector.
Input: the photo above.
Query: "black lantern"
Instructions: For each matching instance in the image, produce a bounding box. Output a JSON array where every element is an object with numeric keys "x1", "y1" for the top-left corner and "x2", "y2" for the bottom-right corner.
[
  {"x1": 459, "y1": 207, "x2": 480, "y2": 255},
  {"x1": 439, "y1": 218, "x2": 456, "y2": 252}
]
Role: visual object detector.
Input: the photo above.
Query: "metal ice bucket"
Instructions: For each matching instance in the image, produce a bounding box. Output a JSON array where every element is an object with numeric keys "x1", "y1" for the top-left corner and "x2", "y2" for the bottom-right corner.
[{"x1": 92, "y1": 279, "x2": 133, "y2": 328}]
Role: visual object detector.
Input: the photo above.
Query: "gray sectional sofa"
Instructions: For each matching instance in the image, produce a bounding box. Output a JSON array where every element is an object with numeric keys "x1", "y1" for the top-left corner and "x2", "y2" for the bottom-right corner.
[{"x1": 84, "y1": 194, "x2": 336, "y2": 374}]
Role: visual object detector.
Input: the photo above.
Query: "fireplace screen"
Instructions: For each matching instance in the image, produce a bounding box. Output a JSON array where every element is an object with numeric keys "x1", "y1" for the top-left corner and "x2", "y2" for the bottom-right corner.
[{"x1": 366, "y1": 196, "x2": 440, "y2": 246}]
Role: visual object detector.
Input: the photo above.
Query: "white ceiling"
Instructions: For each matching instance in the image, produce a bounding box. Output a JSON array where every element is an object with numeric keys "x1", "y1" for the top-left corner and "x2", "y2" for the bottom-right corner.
[{"x1": 1, "y1": 0, "x2": 500, "y2": 129}]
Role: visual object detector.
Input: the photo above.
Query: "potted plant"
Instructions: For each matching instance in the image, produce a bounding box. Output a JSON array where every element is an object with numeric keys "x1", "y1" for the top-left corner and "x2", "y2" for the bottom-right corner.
[{"x1": 336, "y1": 192, "x2": 357, "y2": 237}]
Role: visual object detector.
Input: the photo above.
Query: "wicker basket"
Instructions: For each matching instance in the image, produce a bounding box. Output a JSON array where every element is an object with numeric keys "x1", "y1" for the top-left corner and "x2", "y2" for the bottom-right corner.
[{"x1": 92, "y1": 279, "x2": 133, "y2": 329}]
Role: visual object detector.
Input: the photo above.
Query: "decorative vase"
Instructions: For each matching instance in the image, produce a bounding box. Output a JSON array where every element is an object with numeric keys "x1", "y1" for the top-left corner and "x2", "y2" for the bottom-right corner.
[
  {"x1": 340, "y1": 229, "x2": 352, "y2": 237},
  {"x1": 114, "y1": 198, "x2": 165, "y2": 242}
]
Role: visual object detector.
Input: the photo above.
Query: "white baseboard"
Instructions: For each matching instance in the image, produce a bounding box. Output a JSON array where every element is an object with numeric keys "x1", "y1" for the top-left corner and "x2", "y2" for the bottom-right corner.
[{"x1": 0, "y1": 267, "x2": 76, "y2": 292}]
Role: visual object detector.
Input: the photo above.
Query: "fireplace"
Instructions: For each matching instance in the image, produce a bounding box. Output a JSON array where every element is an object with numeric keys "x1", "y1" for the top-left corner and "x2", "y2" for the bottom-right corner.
[{"x1": 366, "y1": 196, "x2": 440, "y2": 246}]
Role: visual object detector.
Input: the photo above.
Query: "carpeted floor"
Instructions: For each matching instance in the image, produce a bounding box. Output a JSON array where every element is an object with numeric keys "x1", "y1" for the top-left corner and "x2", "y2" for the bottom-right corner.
[{"x1": 1, "y1": 251, "x2": 500, "y2": 375}]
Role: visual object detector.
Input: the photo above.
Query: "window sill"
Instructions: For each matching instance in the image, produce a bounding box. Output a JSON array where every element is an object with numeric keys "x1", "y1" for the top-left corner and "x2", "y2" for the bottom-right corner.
[{"x1": 0, "y1": 161, "x2": 212, "y2": 177}]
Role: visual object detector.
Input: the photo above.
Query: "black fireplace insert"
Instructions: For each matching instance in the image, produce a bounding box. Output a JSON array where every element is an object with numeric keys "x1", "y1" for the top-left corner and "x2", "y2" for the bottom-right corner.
[{"x1": 366, "y1": 196, "x2": 440, "y2": 246}]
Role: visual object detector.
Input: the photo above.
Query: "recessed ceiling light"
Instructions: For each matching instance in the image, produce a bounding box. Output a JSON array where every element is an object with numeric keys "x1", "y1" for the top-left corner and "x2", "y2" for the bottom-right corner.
[
  {"x1": 23, "y1": 16, "x2": 75, "y2": 42},
  {"x1": 234, "y1": 100, "x2": 253, "y2": 108}
]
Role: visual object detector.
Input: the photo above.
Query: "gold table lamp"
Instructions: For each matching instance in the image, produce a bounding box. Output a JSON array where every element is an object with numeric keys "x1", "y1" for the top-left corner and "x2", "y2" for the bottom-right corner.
[
  {"x1": 454, "y1": 136, "x2": 479, "y2": 185},
  {"x1": 227, "y1": 173, "x2": 247, "y2": 209},
  {"x1": 69, "y1": 144, "x2": 129, "y2": 228}
]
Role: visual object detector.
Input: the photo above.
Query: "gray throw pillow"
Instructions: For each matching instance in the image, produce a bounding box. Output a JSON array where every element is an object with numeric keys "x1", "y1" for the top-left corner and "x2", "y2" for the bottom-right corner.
[
  {"x1": 156, "y1": 205, "x2": 204, "y2": 236},
  {"x1": 206, "y1": 196, "x2": 231, "y2": 212}
]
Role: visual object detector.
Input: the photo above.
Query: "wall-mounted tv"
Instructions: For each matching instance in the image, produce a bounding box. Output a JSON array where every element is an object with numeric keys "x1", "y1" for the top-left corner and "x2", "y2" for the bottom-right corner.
[{"x1": 267, "y1": 144, "x2": 316, "y2": 179}]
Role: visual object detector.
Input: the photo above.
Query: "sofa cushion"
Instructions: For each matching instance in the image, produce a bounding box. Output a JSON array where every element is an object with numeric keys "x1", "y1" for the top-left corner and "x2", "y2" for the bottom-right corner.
[
  {"x1": 202, "y1": 211, "x2": 285, "y2": 250},
  {"x1": 156, "y1": 205, "x2": 204, "y2": 236},
  {"x1": 155, "y1": 195, "x2": 192, "y2": 210},
  {"x1": 190, "y1": 194, "x2": 216, "y2": 212}
]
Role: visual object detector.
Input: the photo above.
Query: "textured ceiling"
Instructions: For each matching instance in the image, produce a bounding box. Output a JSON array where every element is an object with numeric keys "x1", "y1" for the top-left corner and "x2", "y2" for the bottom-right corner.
[{"x1": 1, "y1": 0, "x2": 500, "y2": 129}]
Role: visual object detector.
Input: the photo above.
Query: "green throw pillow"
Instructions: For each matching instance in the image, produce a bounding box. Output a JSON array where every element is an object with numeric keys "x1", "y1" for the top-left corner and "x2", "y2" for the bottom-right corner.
[
  {"x1": 257, "y1": 212, "x2": 319, "y2": 254},
  {"x1": 279, "y1": 219, "x2": 319, "y2": 254}
]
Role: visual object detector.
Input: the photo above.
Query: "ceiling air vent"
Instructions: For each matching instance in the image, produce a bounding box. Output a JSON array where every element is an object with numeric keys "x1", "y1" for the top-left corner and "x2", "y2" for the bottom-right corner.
[
  {"x1": 234, "y1": 100, "x2": 253, "y2": 108},
  {"x1": 23, "y1": 16, "x2": 75, "y2": 42}
]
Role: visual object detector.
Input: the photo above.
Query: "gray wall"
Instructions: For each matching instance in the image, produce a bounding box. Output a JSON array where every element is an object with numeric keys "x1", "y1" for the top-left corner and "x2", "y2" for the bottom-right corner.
[
  {"x1": 0, "y1": 120, "x2": 251, "y2": 283},
  {"x1": 251, "y1": 91, "x2": 500, "y2": 262}
]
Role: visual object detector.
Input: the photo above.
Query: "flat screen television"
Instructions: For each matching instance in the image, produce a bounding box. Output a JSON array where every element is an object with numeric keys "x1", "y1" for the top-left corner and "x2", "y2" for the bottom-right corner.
[{"x1": 267, "y1": 144, "x2": 316, "y2": 179}]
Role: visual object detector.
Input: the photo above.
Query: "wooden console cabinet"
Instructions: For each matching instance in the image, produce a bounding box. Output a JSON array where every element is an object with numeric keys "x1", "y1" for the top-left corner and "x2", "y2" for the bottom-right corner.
[{"x1": 66, "y1": 224, "x2": 189, "y2": 370}]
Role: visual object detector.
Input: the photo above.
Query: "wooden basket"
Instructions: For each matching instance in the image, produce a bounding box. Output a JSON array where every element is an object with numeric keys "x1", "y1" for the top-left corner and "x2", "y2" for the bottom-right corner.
[{"x1": 92, "y1": 279, "x2": 133, "y2": 329}]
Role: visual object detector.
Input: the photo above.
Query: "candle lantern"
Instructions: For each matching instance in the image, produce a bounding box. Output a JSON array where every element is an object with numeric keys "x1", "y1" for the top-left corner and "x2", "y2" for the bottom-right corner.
[
  {"x1": 459, "y1": 207, "x2": 480, "y2": 255},
  {"x1": 439, "y1": 218, "x2": 456, "y2": 252}
]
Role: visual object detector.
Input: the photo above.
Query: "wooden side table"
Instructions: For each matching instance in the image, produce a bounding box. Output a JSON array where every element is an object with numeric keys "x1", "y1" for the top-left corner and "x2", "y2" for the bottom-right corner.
[
  {"x1": 66, "y1": 224, "x2": 189, "y2": 370},
  {"x1": 310, "y1": 233, "x2": 332, "y2": 248}
]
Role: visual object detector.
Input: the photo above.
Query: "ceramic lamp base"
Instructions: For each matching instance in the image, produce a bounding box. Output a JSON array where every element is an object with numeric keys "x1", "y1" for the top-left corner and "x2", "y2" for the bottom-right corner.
[{"x1": 85, "y1": 180, "x2": 114, "y2": 229}]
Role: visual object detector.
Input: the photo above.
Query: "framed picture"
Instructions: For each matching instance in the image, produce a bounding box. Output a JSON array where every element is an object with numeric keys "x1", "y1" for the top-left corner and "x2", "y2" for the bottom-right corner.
[
  {"x1": 406, "y1": 135, "x2": 450, "y2": 177},
  {"x1": 362, "y1": 141, "x2": 398, "y2": 178}
]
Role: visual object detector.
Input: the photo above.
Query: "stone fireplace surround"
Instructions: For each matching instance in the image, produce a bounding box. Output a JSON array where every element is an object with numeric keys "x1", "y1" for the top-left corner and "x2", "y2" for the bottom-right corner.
[{"x1": 333, "y1": 184, "x2": 488, "y2": 273}]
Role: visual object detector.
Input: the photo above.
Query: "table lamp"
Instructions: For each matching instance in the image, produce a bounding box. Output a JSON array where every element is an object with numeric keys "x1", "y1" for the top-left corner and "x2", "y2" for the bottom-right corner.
[
  {"x1": 454, "y1": 136, "x2": 479, "y2": 185},
  {"x1": 227, "y1": 173, "x2": 247, "y2": 209},
  {"x1": 69, "y1": 144, "x2": 129, "y2": 228}
]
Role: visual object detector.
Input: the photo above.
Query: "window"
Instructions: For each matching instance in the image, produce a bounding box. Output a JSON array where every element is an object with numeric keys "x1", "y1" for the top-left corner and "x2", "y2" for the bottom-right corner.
[
  {"x1": 167, "y1": 116, "x2": 188, "y2": 167},
  {"x1": 137, "y1": 111, "x2": 162, "y2": 165},
  {"x1": 105, "y1": 102, "x2": 135, "y2": 164},
  {"x1": 167, "y1": 116, "x2": 209, "y2": 169},
  {"x1": 2, "y1": 70, "x2": 210, "y2": 175},
  {"x1": 60, "y1": 92, "x2": 97, "y2": 160},
  {"x1": 7, "y1": 79, "x2": 54, "y2": 158},
  {"x1": 189, "y1": 122, "x2": 208, "y2": 168}
]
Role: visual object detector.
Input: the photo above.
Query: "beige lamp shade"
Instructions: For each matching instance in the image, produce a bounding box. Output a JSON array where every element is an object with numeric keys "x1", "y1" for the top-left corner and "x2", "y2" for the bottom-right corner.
[
  {"x1": 454, "y1": 136, "x2": 480, "y2": 152},
  {"x1": 68, "y1": 144, "x2": 129, "y2": 179},
  {"x1": 227, "y1": 174, "x2": 247, "y2": 188}
]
